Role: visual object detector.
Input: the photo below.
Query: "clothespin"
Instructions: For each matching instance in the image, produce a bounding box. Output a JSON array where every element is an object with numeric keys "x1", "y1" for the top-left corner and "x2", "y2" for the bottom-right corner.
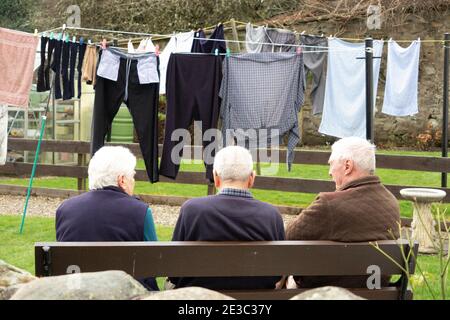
[
  {"x1": 88, "y1": 39, "x2": 92, "y2": 45},
  {"x1": 50, "y1": 32, "x2": 54, "y2": 40},
  {"x1": 58, "y1": 33, "x2": 62, "y2": 41},
  {"x1": 214, "y1": 48, "x2": 219, "y2": 56},
  {"x1": 296, "y1": 46, "x2": 302, "y2": 55},
  {"x1": 155, "y1": 44, "x2": 160, "y2": 56},
  {"x1": 226, "y1": 48, "x2": 231, "y2": 57},
  {"x1": 34, "y1": 29, "x2": 38, "y2": 37},
  {"x1": 65, "y1": 33, "x2": 70, "y2": 43},
  {"x1": 72, "y1": 36, "x2": 76, "y2": 43},
  {"x1": 301, "y1": 30, "x2": 305, "y2": 35}
]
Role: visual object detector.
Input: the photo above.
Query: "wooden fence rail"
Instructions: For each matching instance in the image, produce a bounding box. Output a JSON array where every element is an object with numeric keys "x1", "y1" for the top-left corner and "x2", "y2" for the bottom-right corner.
[{"x1": 1, "y1": 138, "x2": 450, "y2": 205}]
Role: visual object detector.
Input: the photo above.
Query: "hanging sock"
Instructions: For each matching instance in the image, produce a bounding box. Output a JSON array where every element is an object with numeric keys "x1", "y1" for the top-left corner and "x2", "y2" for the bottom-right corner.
[
  {"x1": 66, "y1": 41, "x2": 78, "y2": 100},
  {"x1": 319, "y1": 38, "x2": 384, "y2": 139},
  {"x1": 50, "y1": 39, "x2": 63, "y2": 100},
  {"x1": 36, "y1": 36, "x2": 48, "y2": 92},
  {"x1": 382, "y1": 39, "x2": 421, "y2": 117},
  {"x1": 77, "y1": 42, "x2": 87, "y2": 98}
]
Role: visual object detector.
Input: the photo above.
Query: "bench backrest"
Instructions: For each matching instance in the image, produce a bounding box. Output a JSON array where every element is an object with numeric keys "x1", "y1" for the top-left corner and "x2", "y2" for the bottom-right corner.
[{"x1": 35, "y1": 240, "x2": 418, "y2": 300}]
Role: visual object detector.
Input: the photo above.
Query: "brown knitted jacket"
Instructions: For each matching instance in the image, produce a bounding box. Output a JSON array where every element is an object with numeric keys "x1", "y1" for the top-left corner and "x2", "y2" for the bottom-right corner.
[{"x1": 286, "y1": 175, "x2": 401, "y2": 288}]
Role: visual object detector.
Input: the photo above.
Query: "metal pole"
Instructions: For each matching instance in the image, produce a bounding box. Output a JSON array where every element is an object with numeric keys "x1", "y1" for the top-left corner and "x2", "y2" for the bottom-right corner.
[
  {"x1": 442, "y1": 33, "x2": 450, "y2": 188},
  {"x1": 365, "y1": 38, "x2": 374, "y2": 142}
]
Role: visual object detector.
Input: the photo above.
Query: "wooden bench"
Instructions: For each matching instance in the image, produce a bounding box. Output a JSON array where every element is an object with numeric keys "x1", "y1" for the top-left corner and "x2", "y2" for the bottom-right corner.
[{"x1": 35, "y1": 240, "x2": 418, "y2": 300}]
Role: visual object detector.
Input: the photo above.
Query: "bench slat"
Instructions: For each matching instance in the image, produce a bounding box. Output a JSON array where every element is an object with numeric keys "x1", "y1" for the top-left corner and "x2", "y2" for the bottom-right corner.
[{"x1": 35, "y1": 241, "x2": 417, "y2": 278}]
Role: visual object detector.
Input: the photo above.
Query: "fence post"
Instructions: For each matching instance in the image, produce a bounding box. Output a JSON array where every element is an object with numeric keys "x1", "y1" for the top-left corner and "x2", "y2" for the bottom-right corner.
[
  {"x1": 77, "y1": 153, "x2": 87, "y2": 191},
  {"x1": 442, "y1": 33, "x2": 449, "y2": 188}
]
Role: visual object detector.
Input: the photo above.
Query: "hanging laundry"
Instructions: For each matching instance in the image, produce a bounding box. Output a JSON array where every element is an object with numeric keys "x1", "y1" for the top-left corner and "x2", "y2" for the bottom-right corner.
[
  {"x1": 191, "y1": 24, "x2": 226, "y2": 54},
  {"x1": 0, "y1": 105, "x2": 7, "y2": 165},
  {"x1": 81, "y1": 44, "x2": 98, "y2": 86},
  {"x1": 36, "y1": 36, "x2": 48, "y2": 92},
  {"x1": 220, "y1": 53, "x2": 305, "y2": 170},
  {"x1": 61, "y1": 41, "x2": 71, "y2": 100},
  {"x1": 128, "y1": 38, "x2": 156, "y2": 53},
  {"x1": 77, "y1": 42, "x2": 87, "y2": 98},
  {"x1": 262, "y1": 28, "x2": 296, "y2": 53},
  {"x1": 0, "y1": 28, "x2": 39, "y2": 108},
  {"x1": 37, "y1": 36, "x2": 56, "y2": 92},
  {"x1": 50, "y1": 39, "x2": 63, "y2": 99},
  {"x1": 66, "y1": 41, "x2": 78, "y2": 100},
  {"x1": 159, "y1": 31, "x2": 194, "y2": 95},
  {"x1": 91, "y1": 48, "x2": 160, "y2": 183},
  {"x1": 382, "y1": 39, "x2": 421, "y2": 117},
  {"x1": 299, "y1": 35, "x2": 328, "y2": 115},
  {"x1": 319, "y1": 38, "x2": 383, "y2": 139},
  {"x1": 245, "y1": 23, "x2": 268, "y2": 53},
  {"x1": 160, "y1": 53, "x2": 222, "y2": 181}
]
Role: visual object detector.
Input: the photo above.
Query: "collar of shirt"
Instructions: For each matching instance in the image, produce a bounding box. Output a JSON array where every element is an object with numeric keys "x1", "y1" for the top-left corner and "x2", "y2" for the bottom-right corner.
[{"x1": 218, "y1": 188, "x2": 253, "y2": 199}]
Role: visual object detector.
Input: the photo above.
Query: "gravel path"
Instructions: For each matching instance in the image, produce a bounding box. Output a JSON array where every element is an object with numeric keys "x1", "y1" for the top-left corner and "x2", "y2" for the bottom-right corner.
[{"x1": 0, "y1": 195, "x2": 297, "y2": 228}]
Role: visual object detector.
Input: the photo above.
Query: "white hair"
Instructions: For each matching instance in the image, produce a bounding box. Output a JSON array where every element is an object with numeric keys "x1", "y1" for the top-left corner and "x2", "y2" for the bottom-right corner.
[
  {"x1": 88, "y1": 146, "x2": 136, "y2": 190},
  {"x1": 329, "y1": 137, "x2": 376, "y2": 174},
  {"x1": 213, "y1": 146, "x2": 254, "y2": 182}
]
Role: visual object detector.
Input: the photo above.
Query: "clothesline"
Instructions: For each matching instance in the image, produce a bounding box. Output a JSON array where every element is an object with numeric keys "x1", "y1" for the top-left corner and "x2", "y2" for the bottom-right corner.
[{"x1": 38, "y1": 25, "x2": 449, "y2": 48}]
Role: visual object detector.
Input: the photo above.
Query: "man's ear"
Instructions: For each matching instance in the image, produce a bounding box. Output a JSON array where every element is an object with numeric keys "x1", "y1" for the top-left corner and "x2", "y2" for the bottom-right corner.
[
  {"x1": 345, "y1": 160, "x2": 354, "y2": 175},
  {"x1": 117, "y1": 175, "x2": 125, "y2": 189},
  {"x1": 213, "y1": 170, "x2": 220, "y2": 189},
  {"x1": 248, "y1": 170, "x2": 256, "y2": 188}
]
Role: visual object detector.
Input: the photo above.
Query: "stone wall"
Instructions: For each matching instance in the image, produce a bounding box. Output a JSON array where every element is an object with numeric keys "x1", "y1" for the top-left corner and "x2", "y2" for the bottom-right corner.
[{"x1": 294, "y1": 13, "x2": 450, "y2": 147}]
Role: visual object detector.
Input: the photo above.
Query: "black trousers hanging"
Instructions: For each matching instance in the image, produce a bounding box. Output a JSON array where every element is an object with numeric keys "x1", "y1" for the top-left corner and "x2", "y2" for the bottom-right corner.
[
  {"x1": 160, "y1": 53, "x2": 222, "y2": 181},
  {"x1": 44, "y1": 38, "x2": 56, "y2": 91},
  {"x1": 91, "y1": 53, "x2": 160, "y2": 183}
]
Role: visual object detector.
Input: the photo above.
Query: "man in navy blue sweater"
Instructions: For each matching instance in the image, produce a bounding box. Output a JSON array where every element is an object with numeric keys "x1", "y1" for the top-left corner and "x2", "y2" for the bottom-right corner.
[
  {"x1": 168, "y1": 146, "x2": 285, "y2": 290},
  {"x1": 55, "y1": 146, "x2": 159, "y2": 291}
]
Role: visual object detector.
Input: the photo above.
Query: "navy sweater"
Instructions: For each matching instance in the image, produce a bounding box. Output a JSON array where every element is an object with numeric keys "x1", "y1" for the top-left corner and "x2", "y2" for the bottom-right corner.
[{"x1": 169, "y1": 192, "x2": 285, "y2": 290}]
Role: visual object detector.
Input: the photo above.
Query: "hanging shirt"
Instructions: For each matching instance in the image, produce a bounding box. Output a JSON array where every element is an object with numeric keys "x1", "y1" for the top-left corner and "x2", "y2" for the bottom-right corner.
[
  {"x1": 0, "y1": 104, "x2": 7, "y2": 165},
  {"x1": 319, "y1": 38, "x2": 383, "y2": 139},
  {"x1": 159, "y1": 31, "x2": 194, "y2": 95},
  {"x1": 382, "y1": 39, "x2": 421, "y2": 117},
  {"x1": 245, "y1": 23, "x2": 268, "y2": 53},
  {"x1": 262, "y1": 28, "x2": 296, "y2": 53},
  {"x1": 219, "y1": 53, "x2": 305, "y2": 170},
  {"x1": 191, "y1": 24, "x2": 226, "y2": 54},
  {"x1": 128, "y1": 38, "x2": 156, "y2": 53}
]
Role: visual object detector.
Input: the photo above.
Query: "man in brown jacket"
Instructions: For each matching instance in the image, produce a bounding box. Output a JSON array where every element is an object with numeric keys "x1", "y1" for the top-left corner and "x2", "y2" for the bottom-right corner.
[{"x1": 286, "y1": 136, "x2": 401, "y2": 288}]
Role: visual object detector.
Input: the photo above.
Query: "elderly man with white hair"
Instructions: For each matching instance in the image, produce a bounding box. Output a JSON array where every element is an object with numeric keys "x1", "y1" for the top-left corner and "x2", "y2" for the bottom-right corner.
[
  {"x1": 168, "y1": 145, "x2": 285, "y2": 290},
  {"x1": 55, "y1": 146, "x2": 159, "y2": 291},
  {"x1": 285, "y1": 136, "x2": 400, "y2": 288}
]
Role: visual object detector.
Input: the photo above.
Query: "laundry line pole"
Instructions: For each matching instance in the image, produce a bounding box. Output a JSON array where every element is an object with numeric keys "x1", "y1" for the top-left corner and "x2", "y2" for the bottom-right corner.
[
  {"x1": 442, "y1": 33, "x2": 450, "y2": 188},
  {"x1": 365, "y1": 37, "x2": 374, "y2": 143}
]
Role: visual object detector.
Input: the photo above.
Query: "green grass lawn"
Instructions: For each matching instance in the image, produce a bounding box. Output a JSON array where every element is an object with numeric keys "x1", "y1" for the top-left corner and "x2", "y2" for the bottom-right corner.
[
  {"x1": 1, "y1": 148, "x2": 449, "y2": 218},
  {"x1": 0, "y1": 215, "x2": 447, "y2": 299}
]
